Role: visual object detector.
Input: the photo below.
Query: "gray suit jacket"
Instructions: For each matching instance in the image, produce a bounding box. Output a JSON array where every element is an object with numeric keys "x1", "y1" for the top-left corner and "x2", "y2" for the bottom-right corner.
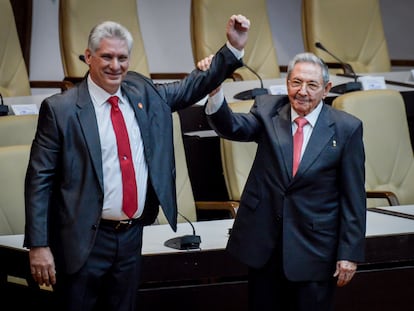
[
  {"x1": 207, "y1": 94, "x2": 366, "y2": 281},
  {"x1": 24, "y1": 45, "x2": 242, "y2": 274}
]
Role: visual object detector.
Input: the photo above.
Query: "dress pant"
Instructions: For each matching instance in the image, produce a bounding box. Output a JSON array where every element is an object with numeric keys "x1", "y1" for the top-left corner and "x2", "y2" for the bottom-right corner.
[
  {"x1": 248, "y1": 245, "x2": 336, "y2": 311},
  {"x1": 53, "y1": 223, "x2": 144, "y2": 311}
]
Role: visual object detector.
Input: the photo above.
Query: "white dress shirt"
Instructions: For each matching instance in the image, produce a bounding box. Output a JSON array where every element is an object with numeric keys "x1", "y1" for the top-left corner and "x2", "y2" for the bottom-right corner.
[
  {"x1": 290, "y1": 102, "x2": 322, "y2": 160},
  {"x1": 88, "y1": 76, "x2": 148, "y2": 220}
]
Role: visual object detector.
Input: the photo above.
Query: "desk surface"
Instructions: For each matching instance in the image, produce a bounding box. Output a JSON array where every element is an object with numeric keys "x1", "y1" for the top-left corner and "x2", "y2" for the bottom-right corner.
[
  {"x1": 142, "y1": 218, "x2": 233, "y2": 254},
  {"x1": 1, "y1": 211, "x2": 413, "y2": 254},
  {"x1": 373, "y1": 204, "x2": 414, "y2": 216}
]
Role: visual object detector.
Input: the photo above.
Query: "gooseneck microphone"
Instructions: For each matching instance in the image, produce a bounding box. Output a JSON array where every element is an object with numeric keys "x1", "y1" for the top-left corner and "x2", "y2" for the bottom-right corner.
[
  {"x1": 164, "y1": 211, "x2": 201, "y2": 250},
  {"x1": 314, "y1": 42, "x2": 362, "y2": 94},
  {"x1": 233, "y1": 63, "x2": 269, "y2": 100}
]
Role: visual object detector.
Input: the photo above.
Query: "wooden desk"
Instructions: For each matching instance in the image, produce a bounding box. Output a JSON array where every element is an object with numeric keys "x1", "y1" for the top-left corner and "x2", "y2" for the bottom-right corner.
[{"x1": 1, "y1": 212, "x2": 414, "y2": 310}]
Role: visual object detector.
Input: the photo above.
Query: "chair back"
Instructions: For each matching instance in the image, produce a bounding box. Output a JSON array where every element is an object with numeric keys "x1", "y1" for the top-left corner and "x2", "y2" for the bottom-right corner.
[
  {"x1": 301, "y1": 0, "x2": 391, "y2": 73},
  {"x1": 0, "y1": 0, "x2": 31, "y2": 97},
  {"x1": 220, "y1": 100, "x2": 257, "y2": 201},
  {"x1": 190, "y1": 0, "x2": 280, "y2": 80},
  {"x1": 156, "y1": 112, "x2": 197, "y2": 225},
  {"x1": 59, "y1": 0, "x2": 150, "y2": 79},
  {"x1": 0, "y1": 115, "x2": 38, "y2": 147},
  {"x1": 332, "y1": 90, "x2": 414, "y2": 206},
  {"x1": 0, "y1": 145, "x2": 31, "y2": 235}
]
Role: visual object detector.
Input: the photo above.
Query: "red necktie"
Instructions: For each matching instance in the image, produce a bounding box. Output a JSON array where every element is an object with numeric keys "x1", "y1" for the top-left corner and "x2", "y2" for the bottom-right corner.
[
  {"x1": 293, "y1": 117, "x2": 308, "y2": 176},
  {"x1": 108, "y1": 96, "x2": 138, "y2": 218}
]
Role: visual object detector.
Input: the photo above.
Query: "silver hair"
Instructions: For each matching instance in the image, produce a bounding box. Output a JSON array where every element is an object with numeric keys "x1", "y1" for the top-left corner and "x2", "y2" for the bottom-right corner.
[
  {"x1": 87, "y1": 21, "x2": 133, "y2": 54},
  {"x1": 287, "y1": 52, "x2": 330, "y2": 85}
]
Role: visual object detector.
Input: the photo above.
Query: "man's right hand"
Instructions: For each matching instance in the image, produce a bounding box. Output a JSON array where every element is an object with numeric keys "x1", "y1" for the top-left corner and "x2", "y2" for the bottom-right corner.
[
  {"x1": 29, "y1": 246, "x2": 56, "y2": 286},
  {"x1": 226, "y1": 14, "x2": 250, "y2": 51}
]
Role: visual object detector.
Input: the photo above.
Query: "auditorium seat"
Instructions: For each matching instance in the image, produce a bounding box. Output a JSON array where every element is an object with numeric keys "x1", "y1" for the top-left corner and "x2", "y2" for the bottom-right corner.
[
  {"x1": 0, "y1": 115, "x2": 38, "y2": 147},
  {"x1": 0, "y1": 0, "x2": 71, "y2": 97},
  {"x1": 59, "y1": 0, "x2": 187, "y2": 83},
  {"x1": 301, "y1": 0, "x2": 414, "y2": 74},
  {"x1": 190, "y1": 0, "x2": 281, "y2": 81},
  {"x1": 0, "y1": 145, "x2": 31, "y2": 235},
  {"x1": 219, "y1": 100, "x2": 256, "y2": 207},
  {"x1": 332, "y1": 89, "x2": 414, "y2": 207}
]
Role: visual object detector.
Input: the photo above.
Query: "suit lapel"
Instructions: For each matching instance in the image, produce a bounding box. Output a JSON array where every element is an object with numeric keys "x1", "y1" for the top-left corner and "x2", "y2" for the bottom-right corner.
[
  {"x1": 76, "y1": 81, "x2": 104, "y2": 191},
  {"x1": 273, "y1": 104, "x2": 335, "y2": 181},
  {"x1": 122, "y1": 84, "x2": 152, "y2": 160},
  {"x1": 272, "y1": 104, "x2": 294, "y2": 178}
]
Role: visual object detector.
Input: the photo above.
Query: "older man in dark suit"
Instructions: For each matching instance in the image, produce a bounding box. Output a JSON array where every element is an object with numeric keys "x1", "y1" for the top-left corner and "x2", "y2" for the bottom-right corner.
[
  {"x1": 203, "y1": 52, "x2": 366, "y2": 311},
  {"x1": 24, "y1": 15, "x2": 250, "y2": 311}
]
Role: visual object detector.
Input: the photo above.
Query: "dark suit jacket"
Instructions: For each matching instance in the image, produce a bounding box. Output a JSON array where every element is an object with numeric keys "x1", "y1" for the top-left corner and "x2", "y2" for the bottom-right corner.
[
  {"x1": 24, "y1": 45, "x2": 242, "y2": 274},
  {"x1": 207, "y1": 94, "x2": 366, "y2": 282}
]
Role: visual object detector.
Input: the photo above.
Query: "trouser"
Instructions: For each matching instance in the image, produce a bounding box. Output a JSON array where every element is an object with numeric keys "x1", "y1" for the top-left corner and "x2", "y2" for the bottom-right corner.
[
  {"x1": 248, "y1": 248, "x2": 336, "y2": 311},
  {"x1": 53, "y1": 223, "x2": 144, "y2": 311}
]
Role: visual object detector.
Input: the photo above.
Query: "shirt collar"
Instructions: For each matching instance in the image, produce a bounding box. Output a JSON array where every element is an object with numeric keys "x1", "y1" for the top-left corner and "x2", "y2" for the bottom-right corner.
[
  {"x1": 291, "y1": 100, "x2": 323, "y2": 128},
  {"x1": 87, "y1": 75, "x2": 124, "y2": 107}
]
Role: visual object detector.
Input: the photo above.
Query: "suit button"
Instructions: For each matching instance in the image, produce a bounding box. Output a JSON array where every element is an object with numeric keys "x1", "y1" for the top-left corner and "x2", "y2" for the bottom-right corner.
[
  {"x1": 276, "y1": 215, "x2": 282, "y2": 222},
  {"x1": 92, "y1": 224, "x2": 98, "y2": 230}
]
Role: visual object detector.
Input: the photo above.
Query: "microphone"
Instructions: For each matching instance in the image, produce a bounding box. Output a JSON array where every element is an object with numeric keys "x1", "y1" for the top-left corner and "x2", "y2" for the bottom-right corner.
[
  {"x1": 314, "y1": 42, "x2": 362, "y2": 94},
  {"x1": 62, "y1": 55, "x2": 88, "y2": 85},
  {"x1": 0, "y1": 93, "x2": 9, "y2": 116},
  {"x1": 164, "y1": 211, "x2": 201, "y2": 250},
  {"x1": 233, "y1": 63, "x2": 269, "y2": 100}
]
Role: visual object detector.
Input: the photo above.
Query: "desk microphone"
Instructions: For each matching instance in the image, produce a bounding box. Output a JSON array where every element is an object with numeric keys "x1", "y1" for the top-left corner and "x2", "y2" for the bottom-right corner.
[
  {"x1": 314, "y1": 42, "x2": 362, "y2": 94},
  {"x1": 164, "y1": 211, "x2": 201, "y2": 250},
  {"x1": 233, "y1": 63, "x2": 269, "y2": 100},
  {"x1": 0, "y1": 93, "x2": 9, "y2": 116}
]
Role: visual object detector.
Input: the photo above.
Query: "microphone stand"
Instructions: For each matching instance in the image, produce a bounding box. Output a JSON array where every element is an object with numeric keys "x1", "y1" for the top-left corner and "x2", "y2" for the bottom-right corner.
[
  {"x1": 233, "y1": 64, "x2": 269, "y2": 100},
  {"x1": 164, "y1": 212, "x2": 201, "y2": 250},
  {"x1": 314, "y1": 42, "x2": 362, "y2": 94}
]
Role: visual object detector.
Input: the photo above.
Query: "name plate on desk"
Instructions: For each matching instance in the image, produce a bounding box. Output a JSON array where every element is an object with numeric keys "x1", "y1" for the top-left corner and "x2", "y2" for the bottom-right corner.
[
  {"x1": 269, "y1": 84, "x2": 287, "y2": 95},
  {"x1": 359, "y1": 75, "x2": 387, "y2": 90},
  {"x1": 11, "y1": 104, "x2": 39, "y2": 115}
]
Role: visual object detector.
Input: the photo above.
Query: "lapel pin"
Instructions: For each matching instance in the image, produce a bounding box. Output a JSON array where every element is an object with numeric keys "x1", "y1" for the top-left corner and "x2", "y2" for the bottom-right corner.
[
  {"x1": 333, "y1": 140, "x2": 337, "y2": 147},
  {"x1": 138, "y1": 103, "x2": 143, "y2": 109}
]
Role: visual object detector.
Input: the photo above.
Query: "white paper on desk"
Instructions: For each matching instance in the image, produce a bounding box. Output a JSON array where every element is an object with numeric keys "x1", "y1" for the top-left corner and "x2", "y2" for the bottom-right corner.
[
  {"x1": 359, "y1": 76, "x2": 386, "y2": 90},
  {"x1": 269, "y1": 84, "x2": 288, "y2": 95},
  {"x1": 409, "y1": 69, "x2": 414, "y2": 82},
  {"x1": 11, "y1": 104, "x2": 39, "y2": 115}
]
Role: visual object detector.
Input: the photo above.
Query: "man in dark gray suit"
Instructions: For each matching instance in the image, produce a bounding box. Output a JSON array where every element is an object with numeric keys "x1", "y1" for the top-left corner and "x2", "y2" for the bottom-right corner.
[
  {"x1": 203, "y1": 52, "x2": 366, "y2": 311},
  {"x1": 24, "y1": 15, "x2": 250, "y2": 311}
]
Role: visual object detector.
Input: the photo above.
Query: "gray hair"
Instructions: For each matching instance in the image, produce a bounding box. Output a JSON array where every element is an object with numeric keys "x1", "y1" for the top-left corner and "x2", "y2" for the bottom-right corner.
[
  {"x1": 287, "y1": 52, "x2": 330, "y2": 85},
  {"x1": 88, "y1": 21, "x2": 133, "y2": 54}
]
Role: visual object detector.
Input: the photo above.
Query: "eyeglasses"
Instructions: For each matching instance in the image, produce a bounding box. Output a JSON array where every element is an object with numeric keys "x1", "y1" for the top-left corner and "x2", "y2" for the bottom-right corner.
[{"x1": 288, "y1": 79, "x2": 323, "y2": 92}]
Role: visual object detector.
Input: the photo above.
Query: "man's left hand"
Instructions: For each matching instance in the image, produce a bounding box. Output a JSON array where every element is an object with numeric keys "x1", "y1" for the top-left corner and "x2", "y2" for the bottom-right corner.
[{"x1": 334, "y1": 260, "x2": 357, "y2": 287}]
